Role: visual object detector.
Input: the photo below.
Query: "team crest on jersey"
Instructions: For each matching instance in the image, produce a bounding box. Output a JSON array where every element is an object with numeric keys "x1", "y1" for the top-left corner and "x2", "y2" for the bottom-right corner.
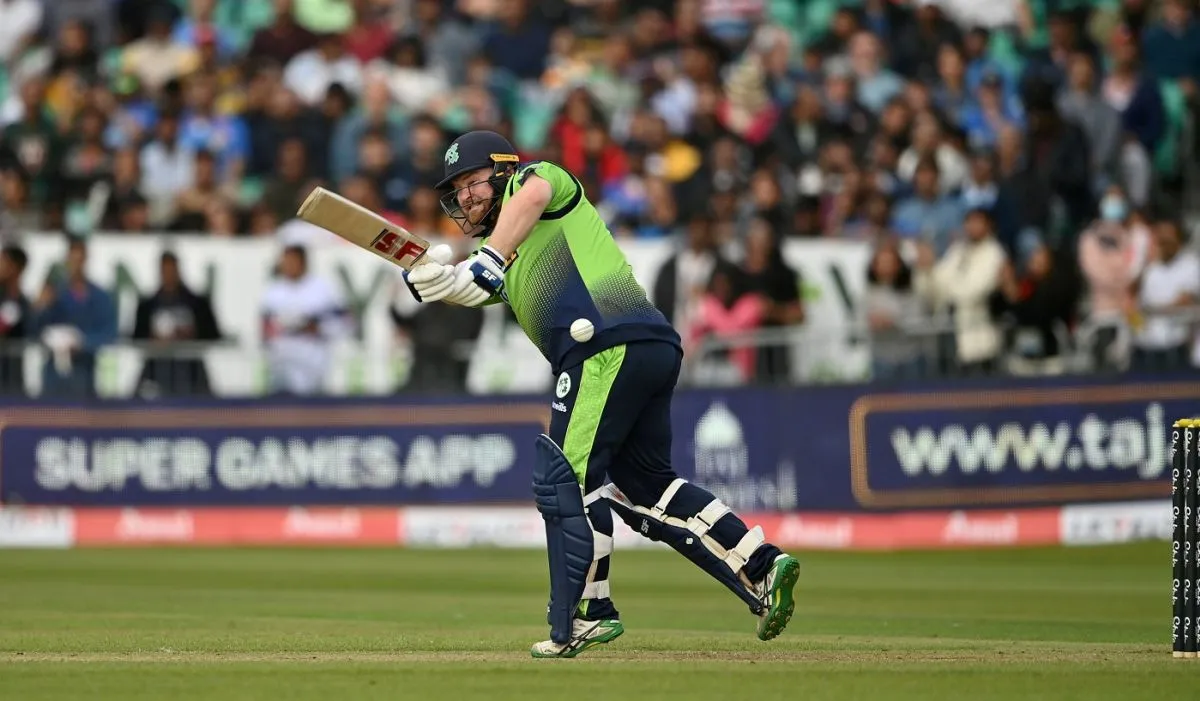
[{"x1": 555, "y1": 372, "x2": 571, "y2": 398}]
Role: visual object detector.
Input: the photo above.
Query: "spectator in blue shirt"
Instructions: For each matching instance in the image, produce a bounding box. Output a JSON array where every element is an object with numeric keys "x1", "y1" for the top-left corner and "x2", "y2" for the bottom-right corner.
[
  {"x1": 179, "y1": 73, "x2": 249, "y2": 181},
  {"x1": 932, "y1": 41, "x2": 975, "y2": 127},
  {"x1": 963, "y1": 28, "x2": 1013, "y2": 98},
  {"x1": 960, "y1": 71, "x2": 1025, "y2": 150},
  {"x1": 1142, "y1": 0, "x2": 1200, "y2": 82},
  {"x1": 847, "y1": 31, "x2": 904, "y2": 115},
  {"x1": 172, "y1": 0, "x2": 239, "y2": 60},
  {"x1": 31, "y1": 238, "x2": 117, "y2": 399},
  {"x1": 1102, "y1": 25, "x2": 1166, "y2": 153},
  {"x1": 482, "y1": 0, "x2": 551, "y2": 81},
  {"x1": 103, "y1": 74, "x2": 159, "y2": 151},
  {"x1": 891, "y1": 156, "x2": 965, "y2": 255},
  {"x1": 1020, "y1": 9, "x2": 1100, "y2": 94}
]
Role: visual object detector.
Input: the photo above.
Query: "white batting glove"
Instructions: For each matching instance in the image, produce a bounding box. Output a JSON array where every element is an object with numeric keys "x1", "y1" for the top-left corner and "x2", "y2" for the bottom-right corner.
[
  {"x1": 402, "y1": 244, "x2": 456, "y2": 303},
  {"x1": 446, "y1": 245, "x2": 506, "y2": 307}
]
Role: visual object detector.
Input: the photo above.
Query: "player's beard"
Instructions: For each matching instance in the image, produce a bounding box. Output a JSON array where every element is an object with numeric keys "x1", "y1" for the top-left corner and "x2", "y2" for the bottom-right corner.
[
  {"x1": 465, "y1": 201, "x2": 488, "y2": 225},
  {"x1": 461, "y1": 199, "x2": 493, "y2": 237}
]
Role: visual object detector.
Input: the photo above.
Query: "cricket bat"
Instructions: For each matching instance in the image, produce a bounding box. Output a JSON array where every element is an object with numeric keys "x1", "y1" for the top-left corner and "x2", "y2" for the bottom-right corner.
[{"x1": 297, "y1": 187, "x2": 451, "y2": 269}]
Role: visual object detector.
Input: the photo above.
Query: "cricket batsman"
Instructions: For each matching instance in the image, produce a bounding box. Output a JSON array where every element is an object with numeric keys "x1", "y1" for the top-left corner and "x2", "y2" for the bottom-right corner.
[{"x1": 402, "y1": 130, "x2": 801, "y2": 658}]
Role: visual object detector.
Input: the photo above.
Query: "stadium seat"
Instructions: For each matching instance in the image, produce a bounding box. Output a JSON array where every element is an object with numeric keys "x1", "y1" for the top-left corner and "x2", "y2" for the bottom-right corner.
[
  {"x1": 1024, "y1": 0, "x2": 1051, "y2": 49},
  {"x1": 1026, "y1": 0, "x2": 1118, "y2": 49},
  {"x1": 798, "y1": 0, "x2": 841, "y2": 48},
  {"x1": 1156, "y1": 79, "x2": 1186, "y2": 175},
  {"x1": 986, "y1": 29, "x2": 1027, "y2": 76},
  {"x1": 171, "y1": 0, "x2": 273, "y2": 52},
  {"x1": 238, "y1": 177, "x2": 266, "y2": 208},
  {"x1": 225, "y1": 0, "x2": 276, "y2": 51},
  {"x1": 512, "y1": 98, "x2": 559, "y2": 152},
  {"x1": 767, "y1": 0, "x2": 805, "y2": 47}
]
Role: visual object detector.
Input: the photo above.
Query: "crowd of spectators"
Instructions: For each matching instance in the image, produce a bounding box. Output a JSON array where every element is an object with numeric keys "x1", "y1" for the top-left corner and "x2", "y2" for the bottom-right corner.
[{"x1": 0, "y1": 0, "x2": 1198, "y2": 397}]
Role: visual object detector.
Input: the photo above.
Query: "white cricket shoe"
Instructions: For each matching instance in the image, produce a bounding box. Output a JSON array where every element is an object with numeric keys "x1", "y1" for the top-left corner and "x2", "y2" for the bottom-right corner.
[{"x1": 530, "y1": 618, "x2": 624, "y2": 658}]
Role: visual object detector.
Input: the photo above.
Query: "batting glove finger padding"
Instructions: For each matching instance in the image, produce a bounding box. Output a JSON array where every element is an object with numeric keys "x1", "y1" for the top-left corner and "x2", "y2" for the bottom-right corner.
[
  {"x1": 447, "y1": 245, "x2": 507, "y2": 307},
  {"x1": 448, "y1": 265, "x2": 496, "y2": 306},
  {"x1": 406, "y1": 262, "x2": 457, "y2": 302}
]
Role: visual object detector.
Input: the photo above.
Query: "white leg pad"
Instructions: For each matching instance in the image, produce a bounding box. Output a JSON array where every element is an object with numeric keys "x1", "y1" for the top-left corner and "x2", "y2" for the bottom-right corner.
[
  {"x1": 595, "y1": 480, "x2": 762, "y2": 581},
  {"x1": 583, "y1": 484, "x2": 615, "y2": 506},
  {"x1": 593, "y1": 533, "x2": 613, "y2": 560},
  {"x1": 584, "y1": 559, "x2": 598, "y2": 594},
  {"x1": 723, "y1": 525, "x2": 765, "y2": 572},
  {"x1": 651, "y1": 478, "x2": 686, "y2": 519},
  {"x1": 688, "y1": 499, "x2": 732, "y2": 536},
  {"x1": 583, "y1": 580, "x2": 610, "y2": 599},
  {"x1": 570, "y1": 500, "x2": 613, "y2": 601},
  {"x1": 586, "y1": 481, "x2": 767, "y2": 578},
  {"x1": 589, "y1": 480, "x2": 768, "y2": 610}
]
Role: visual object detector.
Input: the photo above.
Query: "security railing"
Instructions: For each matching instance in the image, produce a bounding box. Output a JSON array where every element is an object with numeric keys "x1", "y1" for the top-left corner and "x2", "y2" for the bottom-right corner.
[
  {"x1": 685, "y1": 306, "x2": 1200, "y2": 387},
  {"x1": 0, "y1": 306, "x2": 1196, "y2": 399},
  {"x1": 0, "y1": 339, "x2": 240, "y2": 399}
]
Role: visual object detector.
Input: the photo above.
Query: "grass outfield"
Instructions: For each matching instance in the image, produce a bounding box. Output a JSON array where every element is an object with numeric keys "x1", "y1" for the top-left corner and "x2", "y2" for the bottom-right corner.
[{"x1": 0, "y1": 543, "x2": 1187, "y2": 700}]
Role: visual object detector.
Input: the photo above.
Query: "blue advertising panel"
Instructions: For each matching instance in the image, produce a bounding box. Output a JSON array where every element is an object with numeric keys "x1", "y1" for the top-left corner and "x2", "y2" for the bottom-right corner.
[
  {"x1": 846, "y1": 381, "x2": 1193, "y2": 509},
  {"x1": 667, "y1": 377, "x2": 1196, "y2": 512},
  {"x1": 0, "y1": 375, "x2": 1195, "y2": 511},
  {"x1": 0, "y1": 403, "x2": 548, "y2": 506}
]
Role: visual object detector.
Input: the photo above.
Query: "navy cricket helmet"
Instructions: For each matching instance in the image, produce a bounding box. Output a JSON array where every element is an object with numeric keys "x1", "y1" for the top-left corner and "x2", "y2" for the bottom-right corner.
[{"x1": 437, "y1": 130, "x2": 520, "y2": 238}]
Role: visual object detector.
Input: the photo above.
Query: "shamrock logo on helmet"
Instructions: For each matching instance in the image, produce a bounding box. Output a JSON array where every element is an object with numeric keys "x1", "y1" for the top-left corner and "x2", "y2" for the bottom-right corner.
[{"x1": 445, "y1": 143, "x2": 459, "y2": 165}]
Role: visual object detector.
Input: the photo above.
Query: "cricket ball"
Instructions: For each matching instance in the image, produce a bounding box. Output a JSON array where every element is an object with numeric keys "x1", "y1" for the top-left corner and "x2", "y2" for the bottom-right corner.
[{"x1": 570, "y1": 318, "x2": 595, "y2": 342}]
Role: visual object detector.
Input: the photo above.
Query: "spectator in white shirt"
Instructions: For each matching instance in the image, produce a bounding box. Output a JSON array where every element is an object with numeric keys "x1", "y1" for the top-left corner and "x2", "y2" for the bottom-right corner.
[
  {"x1": 914, "y1": 207, "x2": 1009, "y2": 375},
  {"x1": 1133, "y1": 219, "x2": 1200, "y2": 372},
  {"x1": 937, "y1": 0, "x2": 1021, "y2": 30},
  {"x1": 896, "y1": 110, "x2": 970, "y2": 194},
  {"x1": 283, "y1": 31, "x2": 363, "y2": 106},
  {"x1": 261, "y1": 245, "x2": 353, "y2": 395},
  {"x1": 0, "y1": 0, "x2": 43, "y2": 64},
  {"x1": 139, "y1": 111, "x2": 196, "y2": 227},
  {"x1": 120, "y1": 7, "x2": 199, "y2": 94}
]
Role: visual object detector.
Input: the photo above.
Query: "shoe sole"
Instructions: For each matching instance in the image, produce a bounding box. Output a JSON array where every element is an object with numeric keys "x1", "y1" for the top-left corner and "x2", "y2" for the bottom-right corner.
[
  {"x1": 757, "y1": 556, "x2": 800, "y2": 641},
  {"x1": 531, "y1": 621, "x2": 624, "y2": 659}
]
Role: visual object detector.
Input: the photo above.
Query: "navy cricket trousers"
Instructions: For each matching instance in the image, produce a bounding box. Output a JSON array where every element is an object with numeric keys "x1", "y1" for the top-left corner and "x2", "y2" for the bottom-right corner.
[{"x1": 546, "y1": 340, "x2": 779, "y2": 620}]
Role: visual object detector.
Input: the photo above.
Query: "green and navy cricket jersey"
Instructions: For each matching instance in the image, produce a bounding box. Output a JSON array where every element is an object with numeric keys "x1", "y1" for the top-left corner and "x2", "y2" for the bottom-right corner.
[{"x1": 479, "y1": 160, "x2": 680, "y2": 374}]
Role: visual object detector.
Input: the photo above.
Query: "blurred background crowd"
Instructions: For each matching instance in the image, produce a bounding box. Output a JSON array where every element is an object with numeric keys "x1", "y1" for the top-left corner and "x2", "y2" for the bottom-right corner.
[{"x1": 0, "y1": 0, "x2": 1198, "y2": 398}]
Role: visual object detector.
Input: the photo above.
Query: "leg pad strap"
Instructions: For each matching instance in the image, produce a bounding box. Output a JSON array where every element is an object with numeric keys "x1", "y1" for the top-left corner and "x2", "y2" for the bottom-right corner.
[{"x1": 587, "y1": 482, "x2": 766, "y2": 614}]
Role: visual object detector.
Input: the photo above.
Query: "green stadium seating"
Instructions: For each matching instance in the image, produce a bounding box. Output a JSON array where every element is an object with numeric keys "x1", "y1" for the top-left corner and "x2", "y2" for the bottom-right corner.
[
  {"x1": 767, "y1": 0, "x2": 805, "y2": 48},
  {"x1": 238, "y1": 176, "x2": 265, "y2": 207},
  {"x1": 172, "y1": 0, "x2": 275, "y2": 52},
  {"x1": 987, "y1": 29, "x2": 1027, "y2": 75},
  {"x1": 1156, "y1": 78, "x2": 1187, "y2": 175},
  {"x1": 797, "y1": 0, "x2": 842, "y2": 49}
]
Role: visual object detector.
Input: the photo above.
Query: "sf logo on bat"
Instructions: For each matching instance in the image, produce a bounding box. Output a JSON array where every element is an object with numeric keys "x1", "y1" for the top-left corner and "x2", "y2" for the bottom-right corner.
[{"x1": 372, "y1": 229, "x2": 426, "y2": 266}]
